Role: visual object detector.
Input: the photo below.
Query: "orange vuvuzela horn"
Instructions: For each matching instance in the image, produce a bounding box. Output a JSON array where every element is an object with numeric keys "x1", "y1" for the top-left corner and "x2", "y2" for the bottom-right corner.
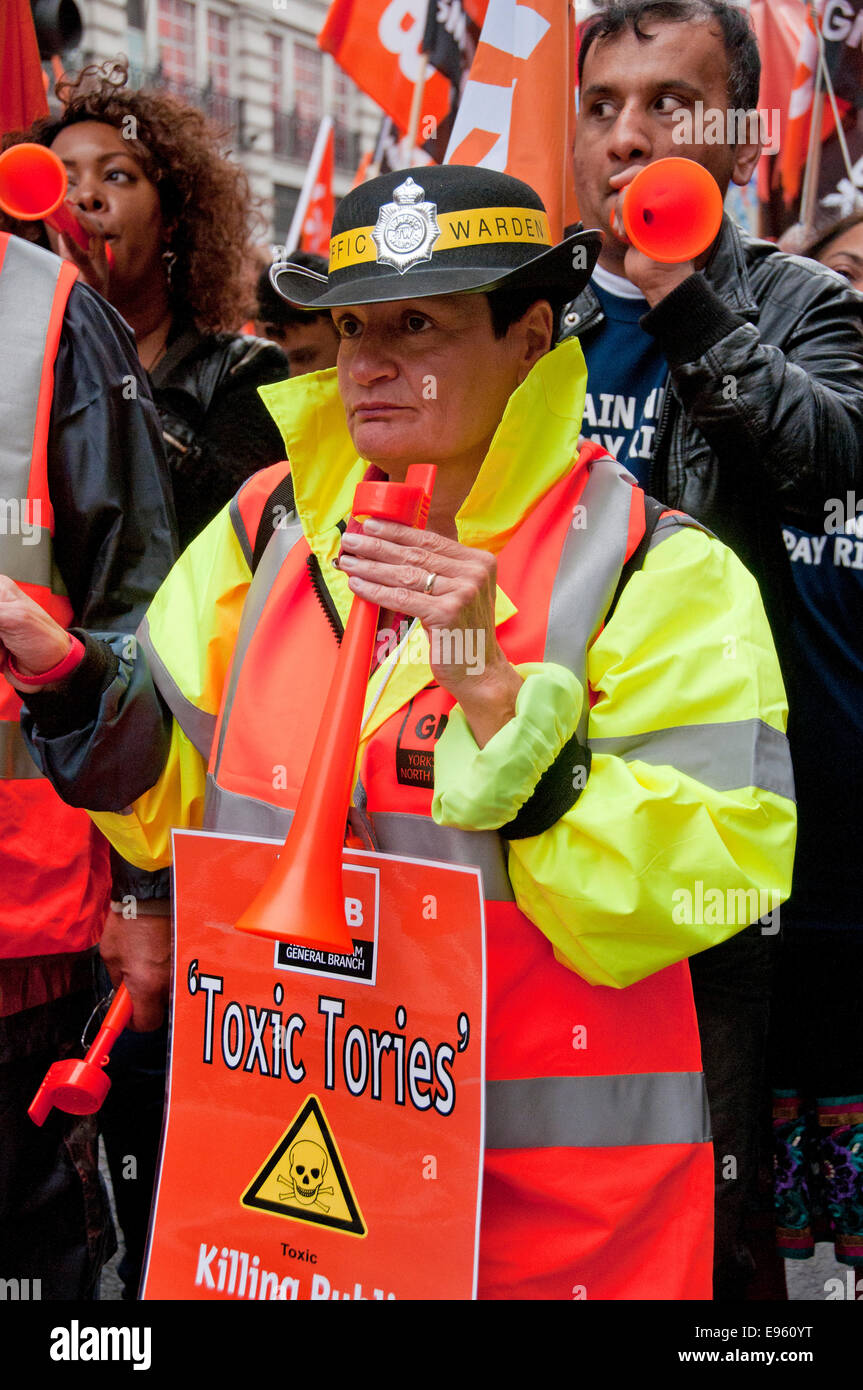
[
  {"x1": 621, "y1": 158, "x2": 723, "y2": 264},
  {"x1": 28, "y1": 983, "x2": 134, "y2": 1126},
  {"x1": 0, "y1": 142, "x2": 114, "y2": 264},
  {"x1": 235, "y1": 463, "x2": 437, "y2": 953}
]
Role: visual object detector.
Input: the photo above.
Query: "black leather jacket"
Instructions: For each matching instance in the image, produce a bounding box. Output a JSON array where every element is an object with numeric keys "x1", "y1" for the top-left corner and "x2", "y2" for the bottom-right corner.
[
  {"x1": 150, "y1": 322, "x2": 290, "y2": 549},
  {"x1": 560, "y1": 216, "x2": 863, "y2": 676}
]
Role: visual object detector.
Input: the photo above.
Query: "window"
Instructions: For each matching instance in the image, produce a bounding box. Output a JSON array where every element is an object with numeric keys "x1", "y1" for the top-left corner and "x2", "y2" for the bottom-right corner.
[
  {"x1": 269, "y1": 33, "x2": 284, "y2": 113},
  {"x1": 294, "y1": 42, "x2": 322, "y2": 123},
  {"x1": 274, "y1": 184, "x2": 300, "y2": 242},
  {"x1": 333, "y1": 69, "x2": 354, "y2": 129},
  {"x1": 157, "y1": 0, "x2": 196, "y2": 88},
  {"x1": 207, "y1": 11, "x2": 230, "y2": 96}
]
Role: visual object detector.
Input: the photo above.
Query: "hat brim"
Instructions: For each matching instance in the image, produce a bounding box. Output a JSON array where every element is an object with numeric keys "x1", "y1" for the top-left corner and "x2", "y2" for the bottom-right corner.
[{"x1": 271, "y1": 230, "x2": 603, "y2": 309}]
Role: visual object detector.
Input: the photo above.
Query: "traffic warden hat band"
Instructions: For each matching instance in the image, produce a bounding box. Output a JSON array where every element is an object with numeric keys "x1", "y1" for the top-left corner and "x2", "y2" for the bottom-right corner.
[{"x1": 271, "y1": 164, "x2": 602, "y2": 309}]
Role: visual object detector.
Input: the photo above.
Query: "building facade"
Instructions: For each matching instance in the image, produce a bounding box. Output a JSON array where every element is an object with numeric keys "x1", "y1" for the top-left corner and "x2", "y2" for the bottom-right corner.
[{"x1": 64, "y1": 0, "x2": 381, "y2": 240}]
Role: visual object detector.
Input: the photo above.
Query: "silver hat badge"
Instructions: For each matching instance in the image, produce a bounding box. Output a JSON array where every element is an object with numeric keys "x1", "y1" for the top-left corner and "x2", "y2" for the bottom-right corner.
[{"x1": 372, "y1": 177, "x2": 441, "y2": 274}]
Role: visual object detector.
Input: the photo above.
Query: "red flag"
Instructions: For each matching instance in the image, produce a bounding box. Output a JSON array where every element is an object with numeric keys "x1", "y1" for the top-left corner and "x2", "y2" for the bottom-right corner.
[
  {"x1": 443, "y1": 0, "x2": 578, "y2": 241},
  {"x1": 0, "y1": 0, "x2": 50, "y2": 137},
  {"x1": 300, "y1": 122, "x2": 335, "y2": 255},
  {"x1": 319, "y1": 0, "x2": 452, "y2": 138}
]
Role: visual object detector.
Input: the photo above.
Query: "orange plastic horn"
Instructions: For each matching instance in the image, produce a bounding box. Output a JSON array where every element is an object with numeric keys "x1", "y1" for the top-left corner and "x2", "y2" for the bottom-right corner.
[
  {"x1": 621, "y1": 158, "x2": 723, "y2": 264},
  {"x1": 0, "y1": 142, "x2": 113, "y2": 262},
  {"x1": 28, "y1": 983, "x2": 134, "y2": 1126},
  {"x1": 235, "y1": 463, "x2": 437, "y2": 953}
]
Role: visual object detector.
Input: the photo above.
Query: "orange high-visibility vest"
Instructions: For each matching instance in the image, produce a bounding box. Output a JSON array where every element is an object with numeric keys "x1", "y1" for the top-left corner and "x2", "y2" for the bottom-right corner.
[
  {"x1": 203, "y1": 443, "x2": 713, "y2": 1299},
  {"x1": 0, "y1": 233, "x2": 110, "y2": 960}
]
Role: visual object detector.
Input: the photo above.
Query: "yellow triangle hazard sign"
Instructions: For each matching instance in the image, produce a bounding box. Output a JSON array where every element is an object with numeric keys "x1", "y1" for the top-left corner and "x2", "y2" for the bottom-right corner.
[{"x1": 241, "y1": 1094, "x2": 367, "y2": 1237}]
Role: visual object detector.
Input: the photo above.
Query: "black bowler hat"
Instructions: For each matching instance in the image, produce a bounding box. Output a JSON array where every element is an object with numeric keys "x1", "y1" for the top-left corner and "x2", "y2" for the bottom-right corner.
[{"x1": 271, "y1": 165, "x2": 602, "y2": 308}]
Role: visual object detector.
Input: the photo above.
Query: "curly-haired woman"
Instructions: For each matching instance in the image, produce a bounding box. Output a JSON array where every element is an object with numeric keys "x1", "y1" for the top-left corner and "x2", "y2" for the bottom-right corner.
[{"x1": 6, "y1": 60, "x2": 290, "y2": 549}]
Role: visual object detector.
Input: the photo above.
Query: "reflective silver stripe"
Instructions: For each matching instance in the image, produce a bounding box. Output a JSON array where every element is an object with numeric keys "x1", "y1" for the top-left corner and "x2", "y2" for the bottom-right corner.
[
  {"x1": 545, "y1": 455, "x2": 635, "y2": 742},
  {"x1": 372, "y1": 811, "x2": 514, "y2": 902},
  {"x1": 0, "y1": 720, "x2": 42, "y2": 780},
  {"x1": 138, "y1": 615, "x2": 216, "y2": 761},
  {"x1": 485, "y1": 1071, "x2": 711, "y2": 1149},
  {"x1": 0, "y1": 237, "x2": 62, "y2": 590},
  {"x1": 208, "y1": 510, "x2": 306, "y2": 791},
  {"x1": 205, "y1": 774, "x2": 295, "y2": 838},
  {"x1": 589, "y1": 718, "x2": 795, "y2": 800},
  {"x1": 0, "y1": 527, "x2": 53, "y2": 585}
]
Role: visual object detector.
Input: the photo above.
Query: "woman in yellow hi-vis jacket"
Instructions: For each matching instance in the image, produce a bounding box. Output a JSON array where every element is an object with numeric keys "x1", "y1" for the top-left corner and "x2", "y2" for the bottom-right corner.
[{"x1": 1, "y1": 167, "x2": 796, "y2": 1298}]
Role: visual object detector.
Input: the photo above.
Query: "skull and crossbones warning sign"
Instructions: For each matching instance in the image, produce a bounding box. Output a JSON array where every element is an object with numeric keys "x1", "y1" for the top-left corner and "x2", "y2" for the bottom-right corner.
[{"x1": 242, "y1": 1094, "x2": 366, "y2": 1236}]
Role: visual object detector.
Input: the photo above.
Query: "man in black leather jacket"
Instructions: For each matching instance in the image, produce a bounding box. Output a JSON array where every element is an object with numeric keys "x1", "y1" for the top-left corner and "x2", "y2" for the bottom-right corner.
[{"x1": 569, "y1": 0, "x2": 863, "y2": 1301}]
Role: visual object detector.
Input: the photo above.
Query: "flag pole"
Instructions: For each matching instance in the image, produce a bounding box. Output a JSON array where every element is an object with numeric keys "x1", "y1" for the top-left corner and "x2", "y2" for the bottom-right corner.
[
  {"x1": 405, "y1": 54, "x2": 428, "y2": 162},
  {"x1": 799, "y1": 0, "x2": 825, "y2": 236},
  {"x1": 284, "y1": 115, "x2": 334, "y2": 257}
]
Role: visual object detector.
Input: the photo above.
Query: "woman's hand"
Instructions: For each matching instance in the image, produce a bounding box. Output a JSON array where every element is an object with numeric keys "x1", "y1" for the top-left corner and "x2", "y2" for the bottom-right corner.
[
  {"x1": 0, "y1": 575, "x2": 73, "y2": 690},
  {"x1": 338, "y1": 520, "x2": 523, "y2": 748},
  {"x1": 54, "y1": 209, "x2": 112, "y2": 299}
]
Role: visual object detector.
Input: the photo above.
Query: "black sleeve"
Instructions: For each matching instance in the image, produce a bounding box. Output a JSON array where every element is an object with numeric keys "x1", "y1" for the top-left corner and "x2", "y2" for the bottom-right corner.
[
  {"x1": 41, "y1": 283, "x2": 178, "y2": 901},
  {"x1": 159, "y1": 338, "x2": 290, "y2": 548},
  {"x1": 48, "y1": 282, "x2": 179, "y2": 631}
]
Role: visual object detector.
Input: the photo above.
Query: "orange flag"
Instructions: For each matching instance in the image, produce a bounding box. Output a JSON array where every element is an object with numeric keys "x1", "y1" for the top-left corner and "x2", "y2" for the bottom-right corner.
[
  {"x1": 319, "y1": 0, "x2": 452, "y2": 138},
  {"x1": 780, "y1": 0, "x2": 840, "y2": 204},
  {"x1": 443, "y1": 0, "x2": 578, "y2": 241},
  {"x1": 300, "y1": 121, "x2": 335, "y2": 255},
  {"x1": 0, "y1": 0, "x2": 50, "y2": 137}
]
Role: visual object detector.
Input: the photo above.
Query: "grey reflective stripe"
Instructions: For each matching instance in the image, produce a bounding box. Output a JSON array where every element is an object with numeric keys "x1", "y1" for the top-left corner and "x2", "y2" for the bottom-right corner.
[
  {"x1": 545, "y1": 454, "x2": 635, "y2": 742},
  {"x1": 208, "y1": 509, "x2": 306, "y2": 791},
  {"x1": 0, "y1": 237, "x2": 61, "y2": 590},
  {"x1": 229, "y1": 491, "x2": 254, "y2": 569},
  {"x1": 0, "y1": 720, "x2": 42, "y2": 780},
  {"x1": 0, "y1": 526, "x2": 53, "y2": 585},
  {"x1": 372, "y1": 811, "x2": 514, "y2": 901},
  {"x1": 590, "y1": 718, "x2": 795, "y2": 800},
  {"x1": 138, "y1": 615, "x2": 216, "y2": 761},
  {"x1": 485, "y1": 1071, "x2": 711, "y2": 1149},
  {"x1": 205, "y1": 773, "x2": 295, "y2": 839}
]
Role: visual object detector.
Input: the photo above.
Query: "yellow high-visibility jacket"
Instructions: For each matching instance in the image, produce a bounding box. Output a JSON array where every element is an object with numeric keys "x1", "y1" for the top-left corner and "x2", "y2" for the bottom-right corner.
[{"x1": 83, "y1": 338, "x2": 796, "y2": 987}]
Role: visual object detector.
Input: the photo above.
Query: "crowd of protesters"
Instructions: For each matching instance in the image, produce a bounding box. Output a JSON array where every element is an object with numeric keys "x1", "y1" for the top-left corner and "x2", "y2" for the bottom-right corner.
[{"x1": 0, "y1": 0, "x2": 862, "y2": 1302}]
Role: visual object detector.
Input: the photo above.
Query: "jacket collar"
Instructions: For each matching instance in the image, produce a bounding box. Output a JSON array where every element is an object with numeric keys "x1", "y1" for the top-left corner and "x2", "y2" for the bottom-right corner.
[{"x1": 258, "y1": 335, "x2": 589, "y2": 557}]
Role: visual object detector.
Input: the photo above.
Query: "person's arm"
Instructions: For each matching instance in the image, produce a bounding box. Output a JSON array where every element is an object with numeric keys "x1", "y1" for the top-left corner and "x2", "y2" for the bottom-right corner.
[
  {"x1": 48, "y1": 281, "x2": 178, "y2": 630},
  {"x1": 635, "y1": 246, "x2": 863, "y2": 527},
  {"x1": 45, "y1": 281, "x2": 180, "y2": 919},
  {"x1": 17, "y1": 497, "x2": 252, "y2": 862},
  {"x1": 432, "y1": 526, "x2": 797, "y2": 987}
]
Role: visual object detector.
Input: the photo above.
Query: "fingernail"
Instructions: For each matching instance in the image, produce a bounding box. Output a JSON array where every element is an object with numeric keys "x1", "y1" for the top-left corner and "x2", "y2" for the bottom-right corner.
[{"x1": 363, "y1": 518, "x2": 383, "y2": 533}]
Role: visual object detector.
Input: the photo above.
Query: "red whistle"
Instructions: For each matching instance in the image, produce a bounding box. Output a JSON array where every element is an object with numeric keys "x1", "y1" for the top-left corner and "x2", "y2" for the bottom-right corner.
[
  {"x1": 28, "y1": 983, "x2": 134, "y2": 1126},
  {"x1": 0, "y1": 142, "x2": 115, "y2": 267},
  {"x1": 235, "y1": 464, "x2": 437, "y2": 953},
  {"x1": 621, "y1": 157, "x2": 723, "y2": 264}
]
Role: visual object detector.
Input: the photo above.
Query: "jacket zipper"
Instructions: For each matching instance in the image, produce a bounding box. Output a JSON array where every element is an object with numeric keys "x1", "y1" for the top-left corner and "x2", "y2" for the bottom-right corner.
[
  {"x1": 648, "y1": 380, "x2": 675, "y2": 500},
  {"x1": 306, "y1": 552, "x2": 344, "y2": 645}
]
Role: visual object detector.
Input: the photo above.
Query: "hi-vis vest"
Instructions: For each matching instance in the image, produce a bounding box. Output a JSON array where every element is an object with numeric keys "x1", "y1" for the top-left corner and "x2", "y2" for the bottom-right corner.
[
  {"x1": 201, "y1": 443, "x2": 714, "y2": 1300},
  {"x1": 0, "y1": 234, "x2": 110, "y2": 959}
]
